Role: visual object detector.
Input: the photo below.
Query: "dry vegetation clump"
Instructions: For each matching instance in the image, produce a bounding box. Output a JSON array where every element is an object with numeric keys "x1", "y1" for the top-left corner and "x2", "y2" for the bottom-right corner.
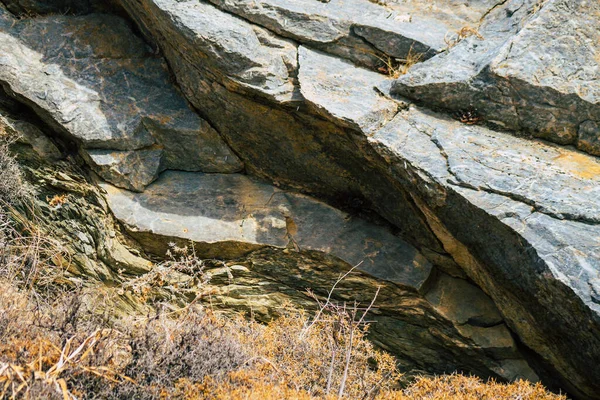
[
  {"x1": 0, "y1": 124, "x2": 30, "y2": 205},
  {"x1": 377, "y1": 47, "x2": 423, "y2": 78},
  {"x1": 0, "y1": 275, "x2": 568, "y2": 399},
  {"x1": 384, "y1": 374, "x2": 566, "y2": 400},
  {"x1": 444, "y1": 26, "x2": 484, "y2": 50}
]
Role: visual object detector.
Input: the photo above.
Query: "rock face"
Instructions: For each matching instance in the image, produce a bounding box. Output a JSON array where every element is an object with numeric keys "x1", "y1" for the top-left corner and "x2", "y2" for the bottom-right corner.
[
  {"x1": 102, "y1": 171, "x2": 434, "y2": 289},
  {"x1": 0, "y1": 7, "x2": 242, "y2": 191},
  {"x1": 392, "y1": 0, "x2": 600, "y2": 153},
  {"x1": 204, "y1": 248, "x2": 539, "y2": 383},
  {"x1": 2, "y1": 0, "x2": 600, "y2": 398},
  {"x1": 101, "y1": 170, "x2": 540, "y2": 382}
]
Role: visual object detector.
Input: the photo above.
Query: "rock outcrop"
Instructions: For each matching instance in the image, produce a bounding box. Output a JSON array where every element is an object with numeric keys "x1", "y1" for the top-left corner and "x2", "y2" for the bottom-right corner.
[
  {"x1": 1, "y1": 0, "x2": 599, "y2": 398},
  {"x1": 392, "y1": 0, "x2": 600, "y2": 153},
  {"x1": 0, "y1": 8, "x2": 242, "y2": 191}
]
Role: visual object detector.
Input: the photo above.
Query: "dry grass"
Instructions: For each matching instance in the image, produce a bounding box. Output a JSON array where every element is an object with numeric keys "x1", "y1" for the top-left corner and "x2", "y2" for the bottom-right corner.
[
  {"x1": 0, "y1": 272, "x2": 567, "y2": 399},
  {"x1": 0, "y1": 124, "x2": 30, "y2": 205},
  {"x1": 376, "y1": 47, "x2": 423, "y2": 78}
]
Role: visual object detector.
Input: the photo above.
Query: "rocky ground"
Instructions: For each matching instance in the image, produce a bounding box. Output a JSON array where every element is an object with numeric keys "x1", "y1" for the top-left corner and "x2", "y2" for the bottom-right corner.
[{"x1": 0, "y1": 0, "x2": 598, "y2": 398}]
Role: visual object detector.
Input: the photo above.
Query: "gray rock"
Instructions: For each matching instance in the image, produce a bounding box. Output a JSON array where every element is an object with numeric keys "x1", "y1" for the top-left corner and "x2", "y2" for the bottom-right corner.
[
  {"x1": 101, "y1": 171, "x2": 433, "y2": 291},
  {"x1": 84, "y1": 148, "x2": 163, "y2": 192},
  {"x1": 205, "y1": 0, "x2": 456, "y2": 68},
  {"x1": 577, "y1": 120, "x2": 600, "y2": 156},
  {"x1": 133, "y1": 0, "x2": 297, "y2": 102},
  {"x1": 1, "y1": 114, "x2": 62, "y2": 161},
  {"x1": 297, "y1": 46, "x2": 399, "y2": 134},
  {"x1": 392, "y1": 0, "x2": 600, "y2": 153},
  {"x1": 368, "y1": 106, "x2": 600, "y2": 399},
  {"x1": 1, "y1": 0, "x2": 117, "y2": 15},
  {"x1": 424, "y1": 271, "x2": 529, "y2": 364},
  {"x1": 206, "y1": 246, "x2": 536, "y2": 382},
  {"x1": 143, "y1": 113, "x2": 243, "y2": 173},
  {"x1": 119, "y1": 0, "x2": 445, "y2": 257},
  {"x1": 425, "y1": 272, "x2": 503, "y2": 327},
  {"x1": 29, "y1": 0, "x2": 599, "y2": 396},
  {"x1": 0, "y1": 10, "x2": 242, "y2": 179}
]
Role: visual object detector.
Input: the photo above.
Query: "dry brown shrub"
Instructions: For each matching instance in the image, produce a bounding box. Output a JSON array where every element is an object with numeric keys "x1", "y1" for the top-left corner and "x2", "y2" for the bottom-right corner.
[
  {"x1": 379, "y1": 374, "x2": 566, "y2": 400},
  {"x1": 0, "y1": 224, "x2": 566, "y2": 400},
  {"x1": 0, "y1": 123, "x2": 30, "y2": 205}
]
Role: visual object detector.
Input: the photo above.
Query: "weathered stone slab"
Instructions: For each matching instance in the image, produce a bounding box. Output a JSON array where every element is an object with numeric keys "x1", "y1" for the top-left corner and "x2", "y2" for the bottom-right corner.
[
  {"x1": 206, "y1": 0, "x2": 455, "y2": 68},
  {"x1": 0, "y1": 9, "x2": 242, "y2": 188},
  {"x1": 140, "y1": 0, "x2": 298, "y2": 102},
  {"x1": 143, "y1": 117, "x2": 243, "y2": 173},
  {"x1": 393, "y1": 0, "x2": 600, "y2": 154},
  {"x1": 298, "y1": 46, "x2": 399, "y2": 134},
  {"x1": 102, "y1": 171, "x2": 433, "y2": 291},
  {"x1": 83, "y1": 148, "x2": 163, "y2": 192}
]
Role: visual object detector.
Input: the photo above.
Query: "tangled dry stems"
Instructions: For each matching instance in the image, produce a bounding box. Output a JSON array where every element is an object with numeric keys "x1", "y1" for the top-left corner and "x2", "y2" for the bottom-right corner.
[
  {"x1": 0, "y1": 270, "x2": 567, "y2": 399},
  {"x1": 0, "y1": 126, "x2": 29, "y2": 206},
  {"x1": 376, "y1": 47, "x2": 423, "y2": 78}
]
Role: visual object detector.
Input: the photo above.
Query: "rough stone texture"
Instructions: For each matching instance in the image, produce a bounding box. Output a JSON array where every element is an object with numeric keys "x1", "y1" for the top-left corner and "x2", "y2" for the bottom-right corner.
[
  {"x1": 368, "y1": 106, "x2": 600, "y2": 399},
  {"x1": 0, "y1": 0, "x2": 118, "y2": 15},
  {"x1": 298, "y1": 46, "x2": 399, "y2": 134},
  {"x1": 0, "y1": 8, "x2": 242, "y2": 190},
  {"x1": 425, "y1": 272, "x2": 503, "y2": 327},
  {"x1": 200, "y1": 247, "x2": 538, "y2": 381},
  {"x1": 143, "y1": 117, "x2": 243, "y2": 173},
  {"x1": 101, "y1": 167, "x2": 539, "y2": 381},
  {"x1": 3, "y1": 107, "x2": 154, "y2": 280},
  {"x1": 392, "y1": 0, "x2": 600, "y2": 154},
  {"x1": 140, "y1": 0, "x2": 298, "y2": 102},
  {"x1": 83, "y1": 148, "x2": 163, "y2": 192},
  {"x1": 102, "y1": 171, "x2": 433, "y2": 290},
  {"x1": 119, "y1": 0, "x2": 447, "y2": 261},
  {"x1": 204, "y1": 0, "x2": 460, "y2": 68},
  {"x1": 1, "y1": 114, "x2": 62, "y2": 162}
]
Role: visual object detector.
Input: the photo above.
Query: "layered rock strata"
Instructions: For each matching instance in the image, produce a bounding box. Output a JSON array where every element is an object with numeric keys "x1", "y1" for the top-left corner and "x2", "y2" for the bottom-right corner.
[{"x1": 1, "y1": 0, "x2": 599, "y2": 398}]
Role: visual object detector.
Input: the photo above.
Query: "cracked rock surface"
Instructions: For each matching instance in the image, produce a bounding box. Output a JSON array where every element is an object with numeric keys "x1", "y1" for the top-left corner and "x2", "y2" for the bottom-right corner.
[
  {"x1": 0, "y1": 7, "x2": 242, "y2": 191},
  {"x1": 2, "y1": 0, "x2": 600, "y2": 398},
  {"x1": 392, "y1": 0, "x2": 600, "y2": 154}
]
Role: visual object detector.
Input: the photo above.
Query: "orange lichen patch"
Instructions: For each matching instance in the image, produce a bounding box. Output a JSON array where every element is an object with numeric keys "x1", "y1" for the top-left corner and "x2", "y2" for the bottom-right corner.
[
  {"x1": 149, "y1": 114, "x2": 175, "y2": 125},
  {"x1": 47, "y1": 194, "x2": 68, "y2": 208},
  {"x1": 553, "y1": 151, "x2": 600, "y2": 180}
]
